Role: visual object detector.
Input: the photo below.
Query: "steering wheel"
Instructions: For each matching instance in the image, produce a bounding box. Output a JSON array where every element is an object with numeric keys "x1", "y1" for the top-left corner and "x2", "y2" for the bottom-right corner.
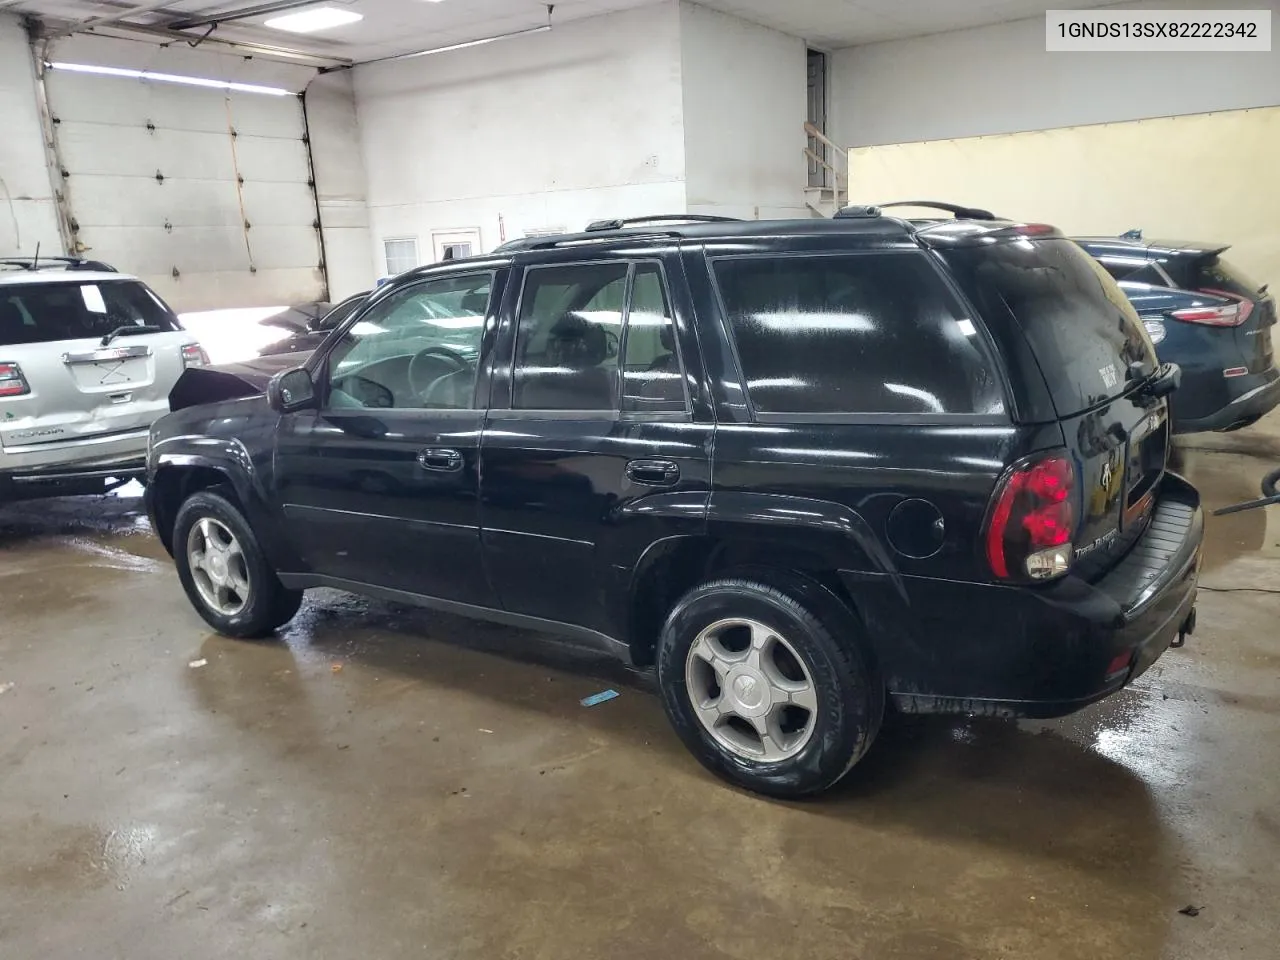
[{"x1": 408, "y1": 345, "x2": 475, "y2": 404}]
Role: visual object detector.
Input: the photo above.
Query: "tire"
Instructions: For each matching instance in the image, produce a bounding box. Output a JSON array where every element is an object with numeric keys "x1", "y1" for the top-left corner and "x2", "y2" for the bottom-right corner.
[
  {"x1": 173, "y1": 487, "x2": 302, "y2": 638},
  {"x1": 656, "y1": 573, "x2": 882, "y2": 798}
]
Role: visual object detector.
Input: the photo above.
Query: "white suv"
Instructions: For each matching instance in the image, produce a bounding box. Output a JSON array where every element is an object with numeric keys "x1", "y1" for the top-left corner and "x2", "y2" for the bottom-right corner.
[{"x1": 1, "y1": 257, "x2": 208, "y2": 502}]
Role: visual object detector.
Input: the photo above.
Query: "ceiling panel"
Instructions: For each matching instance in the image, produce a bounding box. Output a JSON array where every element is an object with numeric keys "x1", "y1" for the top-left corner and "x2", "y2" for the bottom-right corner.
[
  {"x1": 6, "y1": 0, "x2": 666, "y2": 62},
  {"x1": 691, "y1": 0, "x2": 1126, "y2": 46},
  {"x1": 7, "y1": 0, "x2": 1129, "y2": 61}
]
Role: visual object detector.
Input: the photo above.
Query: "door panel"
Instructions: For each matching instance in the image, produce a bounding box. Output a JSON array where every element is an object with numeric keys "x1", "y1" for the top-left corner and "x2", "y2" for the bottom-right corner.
[
  {"x1": 275, "y1": 410, "x2": 490, "y2": 603},
  {"x1": 480, "y1": 418, "x2": 710, "y2": 633}
]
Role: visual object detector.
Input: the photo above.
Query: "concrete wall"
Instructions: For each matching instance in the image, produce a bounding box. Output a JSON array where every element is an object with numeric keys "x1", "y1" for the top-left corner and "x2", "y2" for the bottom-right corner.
[
  {"x1": 353, "y1": 3, "x2": 687, "y2": 261},
  {"x1": 679, "y1": 2, "x2": 807, "y2": 219},
  {"x1": 0, "y1": 14, "x2": 62, "y2": 256},
  {"x1": 832, "y1": 0, "x2": 1280, "y2": 147},
  {"x1": 304, "y1": 71, "x2": 376, "y2": 299}
]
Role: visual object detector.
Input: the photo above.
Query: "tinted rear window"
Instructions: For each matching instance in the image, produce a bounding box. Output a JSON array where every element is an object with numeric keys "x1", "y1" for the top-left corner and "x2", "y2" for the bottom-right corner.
[
  {"x1": 1189, "y1": 254, "x2": 1263, "y2": 301},
  {"x1": 713, "y1": 252, "x2": 1005, "y2": 416},
  {"x1": 0, "y1": 280, "x2": 180, "y2": 345},
  {"x1": 942, "y1": 238, "x2": 1156, "y2": 416}
]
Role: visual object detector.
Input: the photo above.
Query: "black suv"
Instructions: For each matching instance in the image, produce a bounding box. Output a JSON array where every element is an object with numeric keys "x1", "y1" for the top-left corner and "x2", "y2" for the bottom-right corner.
[{"x1": 146, "y1": 211, "x2": 1203, "y2": 798}]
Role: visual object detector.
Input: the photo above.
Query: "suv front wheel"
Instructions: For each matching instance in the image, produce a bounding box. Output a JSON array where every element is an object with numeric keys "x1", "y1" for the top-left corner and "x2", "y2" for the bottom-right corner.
[
  {"x1": 657, "y1": 575, "x2": 882, "y2": 798},
  {"x1": 173, "y1": 488, "x2": 302, "y2": 638}
]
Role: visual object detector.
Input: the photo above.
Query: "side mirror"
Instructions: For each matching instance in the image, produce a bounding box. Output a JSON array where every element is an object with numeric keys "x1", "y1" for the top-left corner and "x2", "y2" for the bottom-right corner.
[{"x1": 267, "y1": 367, "x2": 317, "y2": 413}]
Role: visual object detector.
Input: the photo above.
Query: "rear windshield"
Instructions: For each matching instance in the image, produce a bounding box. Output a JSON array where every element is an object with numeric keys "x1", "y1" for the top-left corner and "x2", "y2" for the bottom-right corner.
[
  {"x1": 713, "y1": 251, "x2": 1005, "y2": 417},
  {"x1": 0, "y1": 280, "x2": 180, "y2": 345},
  {"x1": 942, "y1": 238, "x2": 1156, "y2": 416},
  {"x1": 1187, "y1": 254, "x2": 1264, "y2": 301}
]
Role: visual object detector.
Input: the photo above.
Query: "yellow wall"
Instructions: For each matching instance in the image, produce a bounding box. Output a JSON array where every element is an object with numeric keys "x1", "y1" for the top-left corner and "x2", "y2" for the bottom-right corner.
[{"x1": 849, "y1": 106, "x2": 1280, "y2": 286}]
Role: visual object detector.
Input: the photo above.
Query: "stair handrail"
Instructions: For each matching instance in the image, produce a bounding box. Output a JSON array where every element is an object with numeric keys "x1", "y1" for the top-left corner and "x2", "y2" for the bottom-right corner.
[{"x1": 803, "y1": 122, "x2": 849, "y2": 214}]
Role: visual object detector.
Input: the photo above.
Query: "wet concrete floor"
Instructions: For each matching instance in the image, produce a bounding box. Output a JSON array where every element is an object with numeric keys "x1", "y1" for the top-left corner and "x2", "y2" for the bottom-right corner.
[{"x1": 1, "y1": 448, "x2": 1278, "y2": 959}]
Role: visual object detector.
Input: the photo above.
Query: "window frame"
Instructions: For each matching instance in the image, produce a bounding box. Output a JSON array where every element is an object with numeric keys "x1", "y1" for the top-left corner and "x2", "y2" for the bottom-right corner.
[
  {"x1": 309, "y1": 269, "x2": 498, "y2": 417},
  {"x1": 489, "y1": 257, "x2": 692, "y2": 423},
  {"x1": 382, "y1": 237, "x2": 420, "y2": 277},
  {"x1": 707, "y1": 247, "x2": 1012, "y2": 426}
]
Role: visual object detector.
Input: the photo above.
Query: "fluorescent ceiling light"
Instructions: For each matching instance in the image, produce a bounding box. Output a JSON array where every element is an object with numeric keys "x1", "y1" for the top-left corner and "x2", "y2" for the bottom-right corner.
[
  {"x1": 265, "y1": 6, "x2": 363, "y2": 33},
  {"x1": 46, "y1": 62, "x2": 289, "y2": 96}
]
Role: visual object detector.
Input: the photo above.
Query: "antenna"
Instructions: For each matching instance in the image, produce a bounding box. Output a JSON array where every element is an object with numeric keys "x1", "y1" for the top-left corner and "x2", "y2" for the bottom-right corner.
[{"x1": 32, "y1": 241, "x2": 40, "y2": 272}]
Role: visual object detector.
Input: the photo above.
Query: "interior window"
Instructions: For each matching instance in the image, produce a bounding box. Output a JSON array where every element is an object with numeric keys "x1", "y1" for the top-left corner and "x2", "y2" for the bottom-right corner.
[
  {"x1": 513, "y1": 263, "x2": 626, "y2": 410},
  {"x1": 622, "y1": 264, "x2": 686, "y2": 413},
  {"x1": 383, "y1": 238, "x2": 419, "y2": 276},
  {"x1": 325, "y1": 274, "x2": 490, "y2": 411}
]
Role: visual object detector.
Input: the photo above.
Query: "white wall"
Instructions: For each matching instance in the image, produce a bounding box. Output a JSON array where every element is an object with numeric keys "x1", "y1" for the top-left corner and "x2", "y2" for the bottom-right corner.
[
  {"x1": 679, "y1": 2, "x2": 807, "y2": 219},
  {"x1": 353, "y1": 3, "x2": 687, "y2": 263},
  {"x1": 304, "y1": 71, "x2": 376, "y2": 299},
  {"x1": 0, "y1": 14, "x2": 62, "y2": 256},
  {"x1": 833, "y1": 0, "x2": 1280, "y2": 148}
]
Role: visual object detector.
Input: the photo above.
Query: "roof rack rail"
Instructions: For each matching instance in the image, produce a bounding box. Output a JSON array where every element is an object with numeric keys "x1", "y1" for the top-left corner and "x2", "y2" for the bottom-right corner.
[
  {"x1": 584, "y1": 214, "x2": 741, "y2": 232},
  {"x1": 875, "y1": 200, "x2": 999, "y2": 220},
  {"x1": 833, "y1": 205, "x2": 882, "y2": 219},
  {"x1": 0, "y1": 255, "x2": 118, "y2": 273}
]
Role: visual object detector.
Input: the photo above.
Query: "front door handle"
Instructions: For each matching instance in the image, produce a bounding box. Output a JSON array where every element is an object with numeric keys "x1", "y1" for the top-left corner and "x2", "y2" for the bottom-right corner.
[
  {"x1": 417, "y1": 447, "x2": 463, "y2": 472},
  {"x1": 626, "y1": 458, "x2": 680, "y2": 487}
]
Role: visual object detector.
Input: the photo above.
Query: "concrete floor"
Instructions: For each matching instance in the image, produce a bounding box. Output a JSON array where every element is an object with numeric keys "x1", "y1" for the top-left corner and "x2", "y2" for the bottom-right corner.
[{"x1": 2, "y1": 447, "x2": 1278, "y2": 960}]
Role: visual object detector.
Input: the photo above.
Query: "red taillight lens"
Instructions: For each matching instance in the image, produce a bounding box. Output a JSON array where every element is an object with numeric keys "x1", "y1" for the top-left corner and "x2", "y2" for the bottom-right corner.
[
  {"x1": 985, "y1": 454, "x2": 1077, "y2": 581},
  {"x1": 1171, "y1": 289, "x2": 1254, "y2": 327},
  {"x1": 0, "y1": 361, "x2": 30, "y2": 397},
  {"x1": 181, "y1": 343, "x2": 210, "y2": 368}
]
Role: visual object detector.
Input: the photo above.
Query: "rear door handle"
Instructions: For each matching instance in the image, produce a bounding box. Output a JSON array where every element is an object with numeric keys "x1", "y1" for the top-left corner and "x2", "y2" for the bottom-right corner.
[
  {"x1": 626, "y1": 458, "x2": 680, "y2": 486},
  {"x1": 417, "y1": 447, "x2": 463, "y2": 472}
]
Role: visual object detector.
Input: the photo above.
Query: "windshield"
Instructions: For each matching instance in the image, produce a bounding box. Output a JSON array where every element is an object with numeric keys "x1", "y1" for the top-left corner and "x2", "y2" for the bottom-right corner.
[
  {"x1": 942, "y1": 238, "x2": 1157, "y2": 416},
  {"x1": 0, "y1": 280, "x2": 180, "y2": 345}
]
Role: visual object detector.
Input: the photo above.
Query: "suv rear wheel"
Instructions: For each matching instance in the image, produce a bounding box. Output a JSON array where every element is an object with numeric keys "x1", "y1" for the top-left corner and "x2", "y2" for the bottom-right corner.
[
  {"x1": 656, "y1": 575, "x2": 882, "y2": 797},
  {"x1": 173, "y1": 488, "x2": 302, "y2": 638}
]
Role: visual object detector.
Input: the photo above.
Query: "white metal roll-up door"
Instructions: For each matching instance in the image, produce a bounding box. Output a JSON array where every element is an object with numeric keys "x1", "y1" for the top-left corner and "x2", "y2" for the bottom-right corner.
[{"x1": 44, "y1": 69, "x2": 325, "y2": 312}]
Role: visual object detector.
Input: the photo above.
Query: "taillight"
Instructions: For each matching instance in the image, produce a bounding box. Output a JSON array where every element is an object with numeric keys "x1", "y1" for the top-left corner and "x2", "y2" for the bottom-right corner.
[
  {"x1": 1170, "y1": 289, "x2": 1254, "y2": 327},
  {"x1": 181, "y1": 343, "x2": 210, "y2": 368},
  {"x1": 0, "y1": 361, "x2": 30, "y2": 397},
  {"x1": 985, "y1": 453, "x2": 1076, "y2": 582}
]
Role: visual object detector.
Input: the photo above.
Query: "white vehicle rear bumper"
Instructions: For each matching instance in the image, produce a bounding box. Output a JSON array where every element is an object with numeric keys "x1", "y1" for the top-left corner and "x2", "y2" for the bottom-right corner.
[{"x1": 0, "y1": 428, "x2": 148, "y2": 495}]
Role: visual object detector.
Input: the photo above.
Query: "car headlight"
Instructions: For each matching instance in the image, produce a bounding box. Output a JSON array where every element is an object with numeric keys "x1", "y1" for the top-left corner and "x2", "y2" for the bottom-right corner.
[{"x1": 1142, "y1": 319, "x2": 1166, "y2": 345}]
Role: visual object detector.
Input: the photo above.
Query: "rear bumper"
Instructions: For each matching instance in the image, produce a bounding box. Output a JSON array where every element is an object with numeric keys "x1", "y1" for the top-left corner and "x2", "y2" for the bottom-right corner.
[
  {"x1": 0, "y1": 431, "x2": 148, "y2": 500},
  {"x1": 848, "y1": 473, "x2": 1203, "y2": 718},
  {"x1": 1174, "y1": 367, "x2": 1280, "y2": 433}
]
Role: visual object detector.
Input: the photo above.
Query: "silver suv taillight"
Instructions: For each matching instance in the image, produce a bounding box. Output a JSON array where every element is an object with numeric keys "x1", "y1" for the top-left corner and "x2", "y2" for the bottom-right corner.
[
  {"x1": 181, "y1": 344, "x2": 211, "y2": 368},
  {"x1": 0, "y1": 361, "x2": 31, "y2": 397}
]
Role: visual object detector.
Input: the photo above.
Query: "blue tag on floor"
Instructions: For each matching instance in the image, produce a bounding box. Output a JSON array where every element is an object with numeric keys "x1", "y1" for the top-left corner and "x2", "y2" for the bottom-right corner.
[{"x1": 580, "y1": 689, "x2": 620, "y2": 707}]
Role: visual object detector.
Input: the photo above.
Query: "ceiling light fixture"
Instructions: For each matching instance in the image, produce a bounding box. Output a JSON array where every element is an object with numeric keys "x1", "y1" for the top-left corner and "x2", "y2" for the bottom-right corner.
[
  {"x1": 264, "y1": 5, "x2": 363, "y2": 33},
  {"x1": 45, "y1": 61, "x2": 290, "y2": 96}
]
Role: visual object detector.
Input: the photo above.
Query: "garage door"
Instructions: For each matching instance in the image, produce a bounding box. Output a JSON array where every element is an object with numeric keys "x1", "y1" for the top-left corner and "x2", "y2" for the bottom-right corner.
[{"x1": 44, "y1": 68, "x2": 325, "y2": 312}]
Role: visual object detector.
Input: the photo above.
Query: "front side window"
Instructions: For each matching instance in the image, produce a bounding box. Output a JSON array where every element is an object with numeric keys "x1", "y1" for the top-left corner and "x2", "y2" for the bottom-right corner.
[
  {"x1": 325, "y1": 273, "x2": 490, "y2": 411},
  {"x1": 0, "y1": 280, "x2": 179, "y2": 345},
  {"x1": 513, "y1": 263, "x2": 626, "y2": 410},
  {"x1": 714, "y1": 253, "x2": 1004, "y2": 416}
]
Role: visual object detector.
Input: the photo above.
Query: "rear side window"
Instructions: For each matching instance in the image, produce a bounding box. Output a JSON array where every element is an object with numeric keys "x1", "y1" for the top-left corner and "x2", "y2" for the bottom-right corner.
[
  {"x1": 0, "y1": 280, "x2": 180, "y2": 345},
  {"x1": 621, "y1": 264, "x2": 686, "y2": 413},
  {"x1": 943, "y1": 238, "x2": 1156, "y2": 416},
  {"x1": 513, "y1": 263, "x2": 626, "y2": 410},
  {"x1": 713, "y1": 252, "x2": 1004, "y2": 416}
]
